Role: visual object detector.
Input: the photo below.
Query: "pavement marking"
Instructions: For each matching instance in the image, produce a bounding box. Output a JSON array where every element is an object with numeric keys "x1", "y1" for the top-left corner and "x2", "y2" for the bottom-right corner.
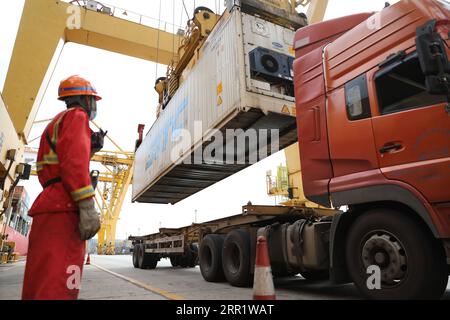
[
  {"x1": 90, "y1": 263, "x2": 185, "y2": 300},
  {"x1": 0, "y1": 263, "x2": 20, "y2": 271}
]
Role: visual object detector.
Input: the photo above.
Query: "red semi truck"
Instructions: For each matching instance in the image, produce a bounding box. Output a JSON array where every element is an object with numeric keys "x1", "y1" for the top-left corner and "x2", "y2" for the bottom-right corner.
[
  {"x1": 294, "y1": 0, "x2": 450, "y2": 299},
  {"x1": 131, "y1": 0, "x2": 450, "y2": 299}
]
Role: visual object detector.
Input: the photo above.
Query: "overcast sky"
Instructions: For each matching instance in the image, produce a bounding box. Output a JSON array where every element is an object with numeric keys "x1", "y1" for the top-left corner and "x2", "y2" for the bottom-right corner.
[{"x1": 1, "y1": 0, "x2": 400, "y2": 239}]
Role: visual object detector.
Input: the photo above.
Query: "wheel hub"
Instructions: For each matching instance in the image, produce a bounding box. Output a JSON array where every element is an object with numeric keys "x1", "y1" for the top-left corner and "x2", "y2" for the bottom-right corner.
[{"x1": 362, "y1": 233, "x2": 407, "y2": 285}]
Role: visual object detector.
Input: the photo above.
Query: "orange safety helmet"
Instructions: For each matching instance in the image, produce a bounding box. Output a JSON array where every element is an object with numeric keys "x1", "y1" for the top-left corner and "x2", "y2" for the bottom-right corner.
[{"x1": 58, "y1": 75, "x2": 102, "y2": 101}]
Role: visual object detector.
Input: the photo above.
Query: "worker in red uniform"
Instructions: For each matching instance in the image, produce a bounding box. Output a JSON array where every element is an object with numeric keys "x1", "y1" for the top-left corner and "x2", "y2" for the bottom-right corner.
[{"x1": 22, "y1": 75, "x2": 103, "y2": 300}]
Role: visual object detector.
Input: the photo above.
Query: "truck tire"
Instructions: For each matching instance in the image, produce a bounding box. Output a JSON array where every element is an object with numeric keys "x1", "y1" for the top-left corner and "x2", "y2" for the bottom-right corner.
[
  {"x1": 144, "y1": 254, "x2": 158, "y2": 270},
  {"x1": 138, "y1": 244, "x2": 158, "y2": 269},
  {"x1": 299, "y1": 270, "x2": 329, "y2": 281},
  {"x1": 179, "y1": 250, "x2": 192, "y2": 268},
  {"x1": 189, "y1": 243, "x2": 199, "y2": 267},
  {"x1": 143, "y1": 253, "x2": 159, "y2": 269},
  {"x1": 199, "y1": 234, "x2": 225, "y2": 282},
  {"x1": 170, "y1": 256, "x2": 179, "y2": 267},
  {"x1": 346, "y1": 208, "x2": 448, "y2": 300},
  {"x1": 137, "y1": 244, "x2": 145, "y2": 269},
  {"x1": 222, "y1": 229, "x2": 252, "y2": 287},
  {"x1": 132, "y1": 246, "x2": 139, "y2": 268}
]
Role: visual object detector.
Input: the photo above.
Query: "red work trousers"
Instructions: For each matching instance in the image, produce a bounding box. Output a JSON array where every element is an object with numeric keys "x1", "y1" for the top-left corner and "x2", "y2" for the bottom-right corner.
[{"x1": 22, "y1": 212, "x2": 85, "y2": 300}]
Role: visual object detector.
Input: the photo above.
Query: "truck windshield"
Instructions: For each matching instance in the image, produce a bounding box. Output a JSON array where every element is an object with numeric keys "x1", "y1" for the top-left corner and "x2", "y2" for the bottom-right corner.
[{"x1": 375, "y1": 53, "x2": 447, "y2": 115}]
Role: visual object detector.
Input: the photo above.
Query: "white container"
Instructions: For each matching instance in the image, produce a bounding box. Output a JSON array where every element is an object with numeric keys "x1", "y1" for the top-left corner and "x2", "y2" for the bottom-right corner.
[{"x1": 133, "y1": 7, "x2": 299, "y2": 204}]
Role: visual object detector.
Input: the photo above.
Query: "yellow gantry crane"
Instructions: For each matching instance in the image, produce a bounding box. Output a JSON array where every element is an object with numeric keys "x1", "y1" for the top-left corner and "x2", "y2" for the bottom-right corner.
[
  {"x1": 3, "y1": 0, "x2": 328, "y2": 143},
  {"x1": 91, "y1": 150, "x2": 134, "y2": 255},
  {"x1": 2, "y1": 0, "x2": 330, "y2": 253},
  {"x1": 266, "y1": 143, "x2": 323, "y2": 208}
]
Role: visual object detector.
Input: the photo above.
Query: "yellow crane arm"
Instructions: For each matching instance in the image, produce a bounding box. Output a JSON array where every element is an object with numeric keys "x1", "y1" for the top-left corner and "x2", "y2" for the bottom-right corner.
[
  {"x1": 3, "y1": 0, "x2": 181, "y2": 143},
  {"x1": 306, "y1": 0, "x2": 329, "y2": 24}
]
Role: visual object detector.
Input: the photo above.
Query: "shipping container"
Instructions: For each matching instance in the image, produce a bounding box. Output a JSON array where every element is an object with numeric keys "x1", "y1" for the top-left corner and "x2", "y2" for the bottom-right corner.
[{"x1": 133, "y1": 7, "x2": 302, "y2": 204}]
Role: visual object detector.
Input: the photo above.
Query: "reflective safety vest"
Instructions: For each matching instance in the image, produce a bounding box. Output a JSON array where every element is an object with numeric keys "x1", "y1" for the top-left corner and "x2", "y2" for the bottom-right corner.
[{"x1": 29, "y1": 107, "x2": 95, "y2": 216}]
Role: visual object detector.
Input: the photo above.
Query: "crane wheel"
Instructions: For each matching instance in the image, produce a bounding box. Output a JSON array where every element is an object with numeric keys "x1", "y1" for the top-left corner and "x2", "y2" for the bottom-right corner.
[
  {"x1": 222, "y1": 229, "x2": 252, "y2": 287},
  {"x1": 199, "y1": 234, "x2": 225, "y2": 282},
  {"x1": 346, "y1": 208, "x2": 448, "y2": 300}
]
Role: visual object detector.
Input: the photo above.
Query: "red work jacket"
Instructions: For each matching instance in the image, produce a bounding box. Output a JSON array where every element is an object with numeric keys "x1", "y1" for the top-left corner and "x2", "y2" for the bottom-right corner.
[{"x1": 29, "y1": 107, "x2": 95, "y2": 216}]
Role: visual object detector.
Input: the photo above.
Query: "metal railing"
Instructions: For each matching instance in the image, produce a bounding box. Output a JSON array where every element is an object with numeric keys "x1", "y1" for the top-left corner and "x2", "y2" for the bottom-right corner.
[{"x1": 66, "y1": 0, "x2": 183, "y2": 33}]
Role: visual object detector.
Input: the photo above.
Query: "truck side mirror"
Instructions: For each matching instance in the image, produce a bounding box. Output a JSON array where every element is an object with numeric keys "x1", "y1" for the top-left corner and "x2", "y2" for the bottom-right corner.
[{"x1": 416, "y1": 20, "x2": 450, "y2": 95}]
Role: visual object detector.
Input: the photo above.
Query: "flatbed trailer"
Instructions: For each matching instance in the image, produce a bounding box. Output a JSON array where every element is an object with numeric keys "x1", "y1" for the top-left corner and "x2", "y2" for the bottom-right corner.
[{"x1": 129, "y1": 204, "x2": 339, "y2": 285}]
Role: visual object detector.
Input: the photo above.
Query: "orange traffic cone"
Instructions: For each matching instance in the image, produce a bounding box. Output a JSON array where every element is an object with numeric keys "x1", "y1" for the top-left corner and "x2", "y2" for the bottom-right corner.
[
  {"x1": 253, "y1": 235, "x2": 276, "y2": 300},
  {"x1": 85, "y1": 253, "x2": 91, "y2": 265}
]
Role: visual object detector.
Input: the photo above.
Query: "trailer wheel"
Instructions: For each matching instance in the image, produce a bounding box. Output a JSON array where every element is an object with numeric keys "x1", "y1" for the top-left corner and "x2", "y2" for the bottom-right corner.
[
  {"x1": 299, "y1": 269, "x2": 329, "y2": 281},
  {"x1": 132, "y1": 246, "x2": 139, "y2": 268},
  {"x1": 346, "y1": 208, "x2": 448, "y2": 300},
  {"x1": 144, "y1": 254, "x2": 158, "y2": 270},
  {"x1": 137, "y1": 244, "x2": 145, "y2": 269},
  {"x1": 138, "y1": 244, "x2": 158, "y2": 269},
  {"x1": 199, "y1": 234, "x2": 225, "y2": 282},
  {"x1": 170, "y1": 256, "x2": 179, "y2": 267},
  {"x1": 222, "y1": 230, "x2": 252, "y2": 287},
  {"x1": 179, "y1": 250, "x2": 192, "y2": 268},
  {"x1": 189, "y1": 243, "x2": 199, "y2": 267}
]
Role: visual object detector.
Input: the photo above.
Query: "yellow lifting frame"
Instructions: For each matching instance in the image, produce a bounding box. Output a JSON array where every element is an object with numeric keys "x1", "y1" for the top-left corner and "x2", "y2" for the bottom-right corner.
[{"x1": 3, "y1": 0, "x2": 181, "y2": 143}]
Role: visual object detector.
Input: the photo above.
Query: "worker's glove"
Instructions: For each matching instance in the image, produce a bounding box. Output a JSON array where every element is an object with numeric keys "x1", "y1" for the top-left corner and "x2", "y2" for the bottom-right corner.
[{"x1": 78, "y1": 198, "x2": 101, "y2": 240}]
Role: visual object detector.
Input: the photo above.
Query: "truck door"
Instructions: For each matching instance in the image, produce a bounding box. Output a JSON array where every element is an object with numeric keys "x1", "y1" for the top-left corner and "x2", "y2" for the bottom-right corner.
[{"x1": 370, "y1": 52, "x2": 449, "y2": 203}]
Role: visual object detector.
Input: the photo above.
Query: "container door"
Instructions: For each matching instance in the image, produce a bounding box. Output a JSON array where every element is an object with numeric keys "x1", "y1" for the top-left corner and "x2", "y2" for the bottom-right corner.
[{"x1": 371, "y1": 53, "x2": 450, "y2": 203}]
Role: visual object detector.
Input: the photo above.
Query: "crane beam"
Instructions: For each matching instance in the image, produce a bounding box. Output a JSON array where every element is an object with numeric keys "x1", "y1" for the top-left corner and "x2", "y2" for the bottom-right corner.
[
  {"x1": 3, "y1": 0, "x2": 180, "y2": 142},
  {"x1": 306, "y1": 0, "x2": 329, "y2": 24}
]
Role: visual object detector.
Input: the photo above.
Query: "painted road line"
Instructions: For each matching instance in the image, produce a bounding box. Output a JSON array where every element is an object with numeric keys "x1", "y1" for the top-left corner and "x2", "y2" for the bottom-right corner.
[
  {"x1": 90, "y1": 263, "x2": 185, "y2": 300},
  {"x1": 0, "y1": 263, "x2": 21, "y2": 271}
]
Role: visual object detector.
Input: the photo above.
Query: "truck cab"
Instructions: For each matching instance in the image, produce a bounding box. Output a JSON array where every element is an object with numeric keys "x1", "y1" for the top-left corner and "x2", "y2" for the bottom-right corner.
[{"x1": 294, "y1": 0, "x2": 450, "y2": 299}]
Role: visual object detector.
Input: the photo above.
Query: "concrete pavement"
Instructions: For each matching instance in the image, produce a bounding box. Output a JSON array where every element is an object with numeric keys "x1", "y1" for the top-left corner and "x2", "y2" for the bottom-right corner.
[{"x1": 1, "y1": 255, "x2": 449, "y2": 300}]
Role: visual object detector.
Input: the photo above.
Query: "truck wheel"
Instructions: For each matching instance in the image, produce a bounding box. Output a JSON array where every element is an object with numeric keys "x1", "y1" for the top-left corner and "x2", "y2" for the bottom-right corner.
[
  {"x1": 132, "y1": 247, "x2": 139, "y2": 268},
  {"x1": 138, "y1": 244, "x2": 158, "y2": 269},
  {"x1": 199, "y1": 234, "x2": 225, "y2": 282},
  {"x1": 137, "y1": 244, "x2": 146, "y2": 269},
  {"x1": 300, "y1": 270, "x2": 329, "y2": 281},
  {"x1": 189, "y1": 243, "x2": 199, "y2": 267},
  {"x1": 179, "y1": 250, "x2": 192, "y2": 268},
  {"x1": 170, "y1": 256, "x2": 179, "y2": 267},
  {"x1": 346, "y1": 208, "x2": 448, "y2": 300},
  {"x1": 222, "y1": 230, "x2": 252, "y2": 287},
  {"x1": 144, "y1": 254, "x2": 158, "y2": 270}
]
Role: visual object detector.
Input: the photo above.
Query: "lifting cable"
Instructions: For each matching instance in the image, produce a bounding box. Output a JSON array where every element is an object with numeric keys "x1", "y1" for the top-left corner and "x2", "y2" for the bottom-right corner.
[
  {"x1": 172, "y1": 0, "x2": 176, "y2": 60},
  {"x1": 155, "y1": 0, "x2": 162, "y2": 81},
  {"x1": 180, "y1": 0, "x2": 184, "y2": 30},
  {"x1": 181, "y1": 0, "x2": 190, "y2": 20}
]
